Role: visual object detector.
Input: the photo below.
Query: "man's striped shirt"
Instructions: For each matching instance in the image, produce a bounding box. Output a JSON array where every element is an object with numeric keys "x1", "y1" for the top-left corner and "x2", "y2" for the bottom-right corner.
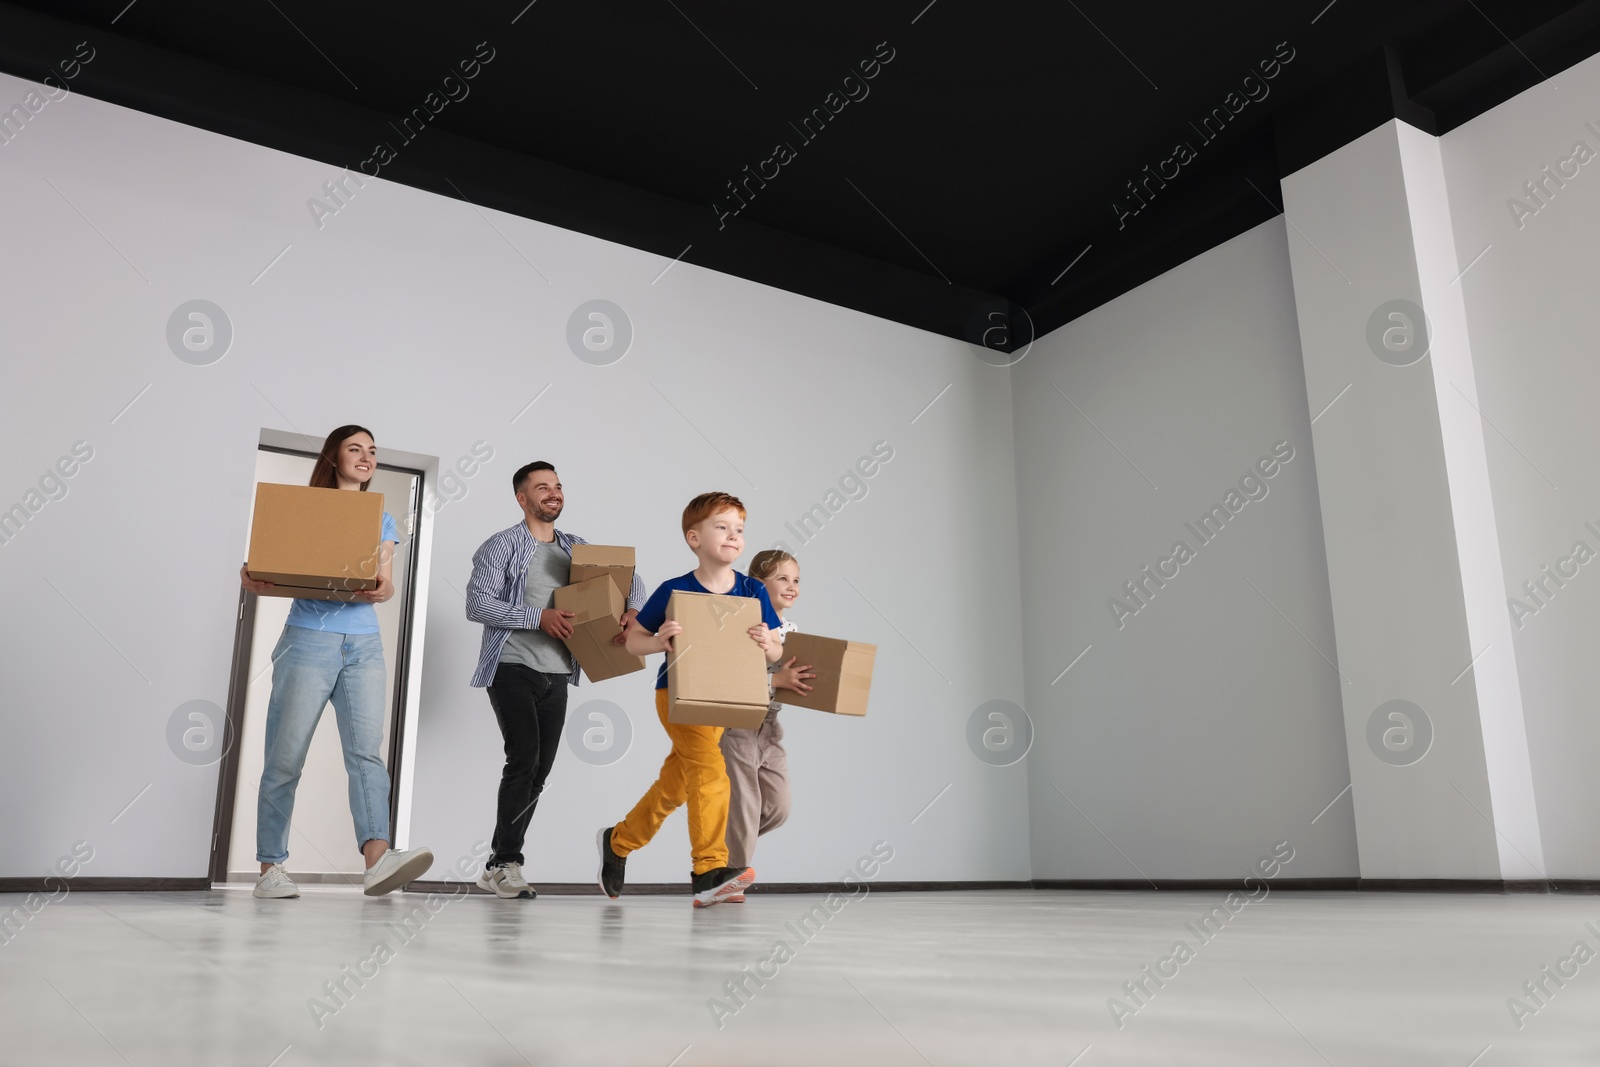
[{"x1": 467, "y1": 522, "x2": 646, "y2": 688}]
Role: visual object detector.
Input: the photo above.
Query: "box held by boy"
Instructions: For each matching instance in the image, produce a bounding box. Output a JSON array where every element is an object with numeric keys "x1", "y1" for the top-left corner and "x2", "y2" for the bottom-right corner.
[{"x1": 664, "y1": 590, "x2": 770, "y2": 729}]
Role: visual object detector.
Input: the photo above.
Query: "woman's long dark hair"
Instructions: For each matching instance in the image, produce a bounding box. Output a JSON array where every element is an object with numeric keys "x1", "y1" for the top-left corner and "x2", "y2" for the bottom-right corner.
[{"x1": 309, "y1": 424, "x2": 376, "y2": 491}]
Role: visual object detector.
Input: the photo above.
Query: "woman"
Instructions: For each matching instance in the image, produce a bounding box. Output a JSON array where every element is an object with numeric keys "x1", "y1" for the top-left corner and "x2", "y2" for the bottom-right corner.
[{"x1": 239, "y1": 424, "x2": 433, "y2": 898}]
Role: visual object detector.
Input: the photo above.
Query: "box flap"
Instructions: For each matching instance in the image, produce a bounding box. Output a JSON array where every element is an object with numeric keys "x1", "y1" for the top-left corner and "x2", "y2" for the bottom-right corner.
[
  {"x1": 570, "y1": 544, "x2": 635, "y2": 568},
  {"x1": 667, "y1": 698, "x2": 769, "y2": 730}
]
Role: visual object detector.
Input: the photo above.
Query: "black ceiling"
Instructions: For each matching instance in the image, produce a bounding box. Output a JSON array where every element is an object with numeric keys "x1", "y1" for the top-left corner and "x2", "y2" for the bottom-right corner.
[{"x1": 3, "y1": 0, "x2": 1600, "y2": 349}]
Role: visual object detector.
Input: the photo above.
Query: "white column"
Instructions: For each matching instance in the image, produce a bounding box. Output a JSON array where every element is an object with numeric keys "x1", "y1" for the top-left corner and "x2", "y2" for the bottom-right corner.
[{"x1": 1281, "y1": 119, "x2": 1545, "y2": 881}]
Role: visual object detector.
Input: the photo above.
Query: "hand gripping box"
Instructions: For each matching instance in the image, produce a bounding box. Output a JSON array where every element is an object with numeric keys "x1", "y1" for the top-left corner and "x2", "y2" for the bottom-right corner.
[
  {"x1": 664, "y1": 590, "x2": 770, "y2": 729},
  {"x1": 773, "y1": 632, "x2": 876, "y2": 716},
  {"x1": 569, "y1": 544, "x2": 635, "y2": 600},
  {"x1": 552, "y1": 575, "x2": 646, "y2": 683},
  {"x1": 245, "y1": 483, "x2": 384, "y2": 601}
]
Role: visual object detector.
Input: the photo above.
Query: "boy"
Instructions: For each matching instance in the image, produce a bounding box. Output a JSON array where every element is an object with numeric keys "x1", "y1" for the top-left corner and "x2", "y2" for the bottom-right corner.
[{"x1": 597, "y1": 492, "x2": 783, "y2": 907}]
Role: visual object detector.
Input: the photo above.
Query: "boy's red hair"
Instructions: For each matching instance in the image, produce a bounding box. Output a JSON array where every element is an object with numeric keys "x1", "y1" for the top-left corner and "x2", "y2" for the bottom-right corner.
[{"x1": 682, "y1": 491, "x2": 746, "y2": 535}]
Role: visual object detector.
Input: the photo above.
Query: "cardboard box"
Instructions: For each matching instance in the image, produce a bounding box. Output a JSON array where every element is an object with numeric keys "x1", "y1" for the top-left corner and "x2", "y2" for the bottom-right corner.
[
  {"x1": 246, "y1": 483, "x2": 385, "y2": 601},
  {"x1": 552, "y1": 575, "x2": 645, "y2": 683},
  {"x1": 664, "y1": 590, "x2": 771, "y2": 728},
  {"x1": 570, "y1": 544, "x2": 635, "y2": 600},
  {"x1": 774, "y1": 633, "x2": 876, "y2": 716}
]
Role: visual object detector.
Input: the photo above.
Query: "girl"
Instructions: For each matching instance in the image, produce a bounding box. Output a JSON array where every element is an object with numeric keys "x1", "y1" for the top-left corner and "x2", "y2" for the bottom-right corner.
[
  {"x1": 718, "y1": 549, "x2": 815, "y2": 898},
  {"x1": 239, "y1": 424, "x2": 433, "y2": 898}
]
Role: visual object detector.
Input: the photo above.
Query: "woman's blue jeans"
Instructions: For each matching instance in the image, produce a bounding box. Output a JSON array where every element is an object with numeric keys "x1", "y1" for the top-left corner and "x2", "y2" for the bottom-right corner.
[{"x1": 255, "y1": 625, "x2": 391, "y2": 864}]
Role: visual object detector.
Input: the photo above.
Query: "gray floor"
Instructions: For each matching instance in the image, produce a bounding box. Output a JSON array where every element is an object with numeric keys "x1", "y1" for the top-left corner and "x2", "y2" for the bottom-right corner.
[{"x1": 2, "y1": 887, "x2": 1598, "y2": 1066}]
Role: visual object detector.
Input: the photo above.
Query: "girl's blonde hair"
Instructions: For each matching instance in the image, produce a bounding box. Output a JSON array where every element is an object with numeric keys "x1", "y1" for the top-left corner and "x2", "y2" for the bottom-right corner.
[{"x1": 748, "y1": 548, "x2": 796, "y2": 581}]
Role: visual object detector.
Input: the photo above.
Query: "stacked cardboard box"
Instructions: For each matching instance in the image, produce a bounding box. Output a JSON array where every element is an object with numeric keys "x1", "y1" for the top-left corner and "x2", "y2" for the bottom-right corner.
[
  {"x1": 570, "y1": 544, "x2": 634, "y2": 599},
  {"x1": 553, "y1": 574, "x2": 645, "y2": 682},
  {"x1": 245, "y1": 483, "x2": 385, "y2": 601},
  {"x1": 774, "y1": 633, "x2": 876, "y2": 716}
]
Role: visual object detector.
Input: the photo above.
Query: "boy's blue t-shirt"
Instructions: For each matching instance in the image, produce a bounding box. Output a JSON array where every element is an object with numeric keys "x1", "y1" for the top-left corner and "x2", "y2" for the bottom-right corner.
[
  {"x1": 634, "y1": 570, "x2": 782, "y2": 690},
  {"x1": 285, "y1": 510, "x2": 399, "y2": 635}
]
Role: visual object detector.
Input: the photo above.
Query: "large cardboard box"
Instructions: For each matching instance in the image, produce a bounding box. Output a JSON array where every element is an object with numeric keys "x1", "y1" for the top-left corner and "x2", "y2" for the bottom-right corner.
[
  {"x1": 552, "y1": 575, "x2": 645, "y2": 683},
  {"x1": 773, "y1": 633, "x2": 876, "y2": 716},
  {"x1": 570, "y1": 544, "x2": 635, "y2": 600},
  {"x1": 664, "y1": 590, "x2": 770, "y2": 728},
  {"x1": 246, "y1": 483, "x2": 385, "y2": 601}
]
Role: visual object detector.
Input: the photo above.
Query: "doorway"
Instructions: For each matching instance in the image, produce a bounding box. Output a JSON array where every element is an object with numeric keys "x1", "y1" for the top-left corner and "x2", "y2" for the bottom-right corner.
[{"x1": 209, "y1": 444, "x2": 424, "y2": 885}]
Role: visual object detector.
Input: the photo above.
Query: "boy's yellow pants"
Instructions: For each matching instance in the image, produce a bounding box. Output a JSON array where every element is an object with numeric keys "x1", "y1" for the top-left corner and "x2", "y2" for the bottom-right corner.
[{"x1": 611, "y1": 689, "x2": 731, "y2": 875}]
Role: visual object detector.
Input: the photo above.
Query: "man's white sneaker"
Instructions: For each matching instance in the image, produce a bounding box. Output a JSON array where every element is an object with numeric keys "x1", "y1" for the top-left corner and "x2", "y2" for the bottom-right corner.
[
  {"x1": 253, "y1": 863, "x2": 299, "y2": 899},
  {"x1": 362, "y1": 847, "x2": 434, "y2": 897},
  {"x1": 477, "y1": 862, "x2": 536, "y2": 899}
]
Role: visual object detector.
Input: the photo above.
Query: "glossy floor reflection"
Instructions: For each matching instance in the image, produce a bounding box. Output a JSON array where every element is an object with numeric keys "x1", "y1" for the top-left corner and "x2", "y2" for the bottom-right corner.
[{"x1": 1, "y1": 887, "x2": 1598, "y2": 1065}]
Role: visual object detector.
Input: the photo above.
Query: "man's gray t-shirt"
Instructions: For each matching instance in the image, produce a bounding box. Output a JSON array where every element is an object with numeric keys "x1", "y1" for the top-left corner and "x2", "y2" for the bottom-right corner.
[{"x1": 499, "y1": 539, "x2": 574, "y2": 674}]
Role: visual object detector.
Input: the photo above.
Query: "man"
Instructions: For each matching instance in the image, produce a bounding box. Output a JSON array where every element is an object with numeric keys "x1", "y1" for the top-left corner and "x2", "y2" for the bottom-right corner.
[{"x1": 465, "y1": 461, "x2": 644, "y2": 898}]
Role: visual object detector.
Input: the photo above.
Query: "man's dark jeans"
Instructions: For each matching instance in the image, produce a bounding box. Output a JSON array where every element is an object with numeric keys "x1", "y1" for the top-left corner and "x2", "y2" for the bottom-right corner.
[{"x1": 485, "y1": 663, "x2": 569, "y2": 867}]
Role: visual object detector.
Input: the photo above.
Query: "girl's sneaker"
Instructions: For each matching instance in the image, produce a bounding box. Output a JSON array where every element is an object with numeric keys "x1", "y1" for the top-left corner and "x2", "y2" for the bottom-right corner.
[
  {"x1": 691, "y1": 866, "x2": 755, "y2": 908},
  {"x1": 253, "y1": 863, "x2": 299, "y2": 899}
]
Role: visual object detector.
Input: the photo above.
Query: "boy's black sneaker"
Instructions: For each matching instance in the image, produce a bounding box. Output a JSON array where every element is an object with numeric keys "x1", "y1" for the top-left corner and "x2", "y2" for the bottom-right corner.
[
  {"x1": 596, "y1": 827, "x2": 626, "y2": 899},
  {"x1": 691, "y1": 866, "x2": 755, "y2": 908}
]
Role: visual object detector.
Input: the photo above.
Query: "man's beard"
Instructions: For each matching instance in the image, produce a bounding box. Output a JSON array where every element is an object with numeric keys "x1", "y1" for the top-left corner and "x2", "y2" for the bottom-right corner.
[{"x1": 532, "y1": 501, "x2": 563, "y2": 523}]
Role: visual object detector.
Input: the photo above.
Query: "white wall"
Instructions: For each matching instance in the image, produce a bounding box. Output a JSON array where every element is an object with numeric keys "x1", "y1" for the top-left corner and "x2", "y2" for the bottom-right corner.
[
  {"x1": 1438, "y1": 50, "x2": 1600, "y2": 879},
  {"x1": 0, "y1": 74, "x2": 1029, "y2": 883},
  {"x1": 1012, "y1": 218, "x2": 1360, "y2": 880},
  {"x1": 1277, "y1": 123, "x2": 1538, "y2": 880}
]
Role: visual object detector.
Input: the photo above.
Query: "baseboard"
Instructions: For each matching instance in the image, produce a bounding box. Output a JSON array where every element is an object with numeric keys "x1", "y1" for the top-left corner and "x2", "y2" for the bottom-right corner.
[
  {"x1": 385, "y1": 876, "x2": 1600, "y2": 896},
  {"x1": 1546, "y1": 879, "x2": 1600, "y2": 894},
  {"x1": 1357, "y1": 878, "x2": 1600, "y2": 893},
  {"x1": 1034, "y1": 878, "x2": 1600, "y2": 893},
  {"x1": 6, "y1": 876, "x2": 1598, "y2": 896},
  {"x1": 222, "y1": 871, "x2": 364, "y2": 886},
  {"x1": 1029, "y1": 877, "x2": 1359, "y2": 891},
  {"x1": 0, "y1": 877, "x2": 210, "y2": 893},
  {"x1": 404, "y1": 879, "x2": 1036, "y2": 896},
  {"x1": 752, "y1": 880, "x2": 1035, "y2": 893}
]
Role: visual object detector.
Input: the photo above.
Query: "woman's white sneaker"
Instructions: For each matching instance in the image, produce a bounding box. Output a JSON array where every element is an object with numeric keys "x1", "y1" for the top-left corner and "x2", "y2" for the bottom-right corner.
[
  {"x1": 253, "y1": 864, "x2": 299, "y2": 899},
  {"x1": 362, "y1": 847, "x2": 434, "y2": 896},
  {"x1": 477, "y1": 862, "x2": 536, "y2": 899}
]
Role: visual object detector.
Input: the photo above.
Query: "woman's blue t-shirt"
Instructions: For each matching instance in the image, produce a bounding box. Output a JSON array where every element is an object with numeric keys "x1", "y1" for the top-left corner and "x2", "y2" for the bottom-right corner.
[
  {"x1": 284, "y1": 510, "x2": 399, "y2": 635},
  {"x1": 633, "y1": 570, "x2": 782, "y2": 690}
]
